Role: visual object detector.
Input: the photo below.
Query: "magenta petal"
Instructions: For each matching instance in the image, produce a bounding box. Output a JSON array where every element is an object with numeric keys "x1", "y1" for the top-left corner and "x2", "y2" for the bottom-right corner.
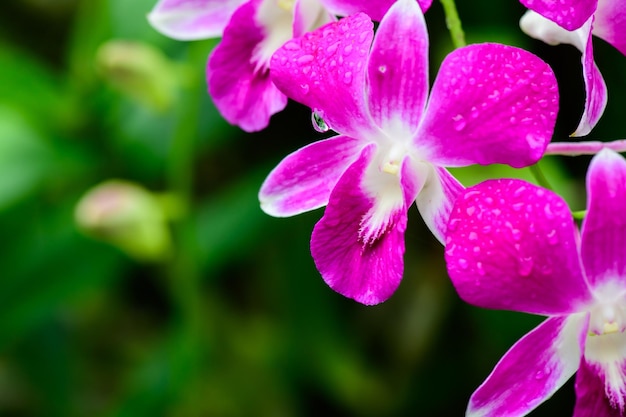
[
  {"x1": 367, "y1": 0, "x2": 429, "y2": 134},
  {"x1": 445, "y1": 179, "x2": 592, "y2": 315},
  {"x1": 419, "y1": 44, "x2": 558, "y2": 168},
  {"x1": 207, "y1": 0, "x2": 287, "y2": 132},
  {"x1": 573, "y1": 359, "x2": 624, "y2": 417},
  {"x1": 318, "y1": 0, "x2": 432, "y2": 21},
  {"x1": 270, "y1": 14, "x2": 373, "y2": 137},
  {"x1": 594, "y1": 0, "x2": 626, "y2": 56},
  {"x1": 310, "y1": 145, "x2": 421, "y2": 305},
  {"x1": 581, "y1": 149, "x2": 626, "y2": 288},
  {"x1": 416, "y1": 166, "x2": 464, "y2": 244},
  {"x1": 572, "y1": 19, "x2": 608, "y2": 137},
  {"x1": 148, "y1": 0, "x2": 246, "y2": 40},
  {"x1": 468, "y1": 316, "x2": 583, "y2": 417},
  {"x1": 259, "y1": 135, "x2": 363, "y2": 217},
  {"x1": 520, "y1": 0, "x2": 597, "y2": 31}
]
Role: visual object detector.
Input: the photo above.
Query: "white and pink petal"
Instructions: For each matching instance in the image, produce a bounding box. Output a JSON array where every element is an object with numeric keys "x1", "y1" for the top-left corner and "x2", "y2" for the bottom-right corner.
[
  {"x1": 310, "y1": 145, "x2": 422, "y2": 305},
  {"x1": 259, "y1": 135, "x2": 363, "y2": 217},
  {"x1": 445, "y1": 179, "x2": 593, "y2": 315},
  {"x1": 581, "y1": 149, "x2": 626, "y2": 289},
  {"x1": 270, "y1": 13, "x2": 374, "y2": 137},
  {"x1": 520, "y1": 0, "x2": 597, "y2": 31},
  {"x1": 574, "y1": 358, "x2": 626, "y2": 416},
  {"x1": 418, "y1": 44, "x2": 557, "y2": 169},
  {"x1": 207, "y1": 0, "x2": 287, "y2": 132},
  {"x1": 148, "y1": 0, "x2": 247, "y2": 40},
  {"x1": 468, "y1": 316, "x2": 584, "y2": 417},
  {"x1": 366, "y1": 0, "x2": 429, "y2": 135},
  {"x1": 318, "y1": 0, "x2": 432, "y2": 21},
  {"x1": 572, "y1": 18, "x2": 608, "y2": 137},
  {"x1": 592, "y1": 0, "x2": 626, "y2": 57},
  {"x1": 292, "y1": 0, "x2": 334, "y2": 38},
  {"x1": 416, "y1": 166, "x2": 464, "y2": 244}
]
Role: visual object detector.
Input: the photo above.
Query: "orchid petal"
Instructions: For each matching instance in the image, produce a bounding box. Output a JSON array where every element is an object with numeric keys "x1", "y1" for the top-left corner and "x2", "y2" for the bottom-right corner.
[
  {"x1": 520, "y1": 0, "x2": 597, "y2": 31},
  {"x1": 207, "y1": 0, "x2": 288, "y2": 132},
  {"x1": 367, "y1": 0, "x2": 429, "y2": 134},
  {"x1": 147, "y1": 0, "x2": 246, "y2": 40},
  {"x1": 259, "y1": 135, "x2": 363, "y2": 217},
  {"x1": 574, "y1": 358, "x2": 625, "y2": 416},
  {"x1": 581, "y1": 149, "x2": 626, "y2": 289},
  {"x1": 594, "y1": 0, "x2": 626, "y2": 56},
  {"x1": 419, "y1": 44, "x2": 557, "y2": 168},
  {"x1": 270, "y1": 14, "x2": 373, "y2": 137},
  {"x1": 292, "y1": 0, "x2": 333, "y2": 38},
  {"x1": 318, "y1": 0, "x2": 432, "y2": 21},
  {"x1": 572, "y1": 18, "x2": 608, "y2": 137},
  {"x1": 468, "y1": 316, "x2": 584, "y2": 417},
  {"x1": 520, "y1": 10, "x2": 585, "y2": 48},
  {"x1": 445, "y1": 179, "x2": 592, "y2": 315},
  {"x1": 416, "y1": 166, "x2": 464, "y2": 244},
  {"x1": 310, "y1": 145, "x2": 423, "y2": 305}
]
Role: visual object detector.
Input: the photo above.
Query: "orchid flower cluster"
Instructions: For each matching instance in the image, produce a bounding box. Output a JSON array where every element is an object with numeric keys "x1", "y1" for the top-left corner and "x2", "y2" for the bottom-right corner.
[{"x1": 148, "y1": 0, "x2": 626, "y2": 415}]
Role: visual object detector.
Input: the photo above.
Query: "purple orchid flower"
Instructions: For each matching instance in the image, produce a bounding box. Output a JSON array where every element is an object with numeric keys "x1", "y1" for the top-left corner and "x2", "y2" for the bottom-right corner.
[
  {"x1": 148, "y1": 0, "x2": 432, "y2": 132},
  {"x1": 445, "y1": 149, "x2": 626, "y2": 416},
  {"x1": 259, "y1": 0, "x2": 559, "y2": 305},
  {"x1": 520, "y1": 0, "x2": 626, "y2": 136}
]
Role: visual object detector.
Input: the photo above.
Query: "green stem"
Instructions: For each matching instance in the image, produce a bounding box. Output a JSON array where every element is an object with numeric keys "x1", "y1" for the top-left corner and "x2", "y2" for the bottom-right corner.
[
  {"x1": 439, "y1": 0, "x2": 466, "y2": 49},
  {"x1": 572, "y1": 210, "x2": 586, "y2": 221},
  {"x1": 528, "y1": 163, "x2": 553, "y2": 191}
]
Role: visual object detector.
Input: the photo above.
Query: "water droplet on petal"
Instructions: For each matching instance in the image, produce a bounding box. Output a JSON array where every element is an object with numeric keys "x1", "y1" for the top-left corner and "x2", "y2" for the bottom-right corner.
[
  {"x1": 343, "y1": 71, "x2": 353, "y2": 84},
  {"x1": 453, "y1": 114, "x2": 466, "y2": 131},
  {"x1": 477, "y1": 261, "x2": 486, "y2": 275},
  {"x1": 311, "y1": 111, "x2": 329, "y2": 133},
  {"x1": 518, "y1": 257, "x2": 534, "y2": 276},
  {"x1": 458, "y1": 258, "x2": 469, "y2": 270},
  {"x1": 297, "y1": 54, "x2": 314, "y2": 65},
  {"x1": 300, "y1": 83, "x2": 310, "y2": 94},
  {"x1": 378, "y1": 65, "x2": 387, "y2": 74},
  {"x1": 343, "y1": 44, "x2": 353, "y2": 55},
  {"x1": 547, "y1": 229, "x2": 558, "y2": 245}
]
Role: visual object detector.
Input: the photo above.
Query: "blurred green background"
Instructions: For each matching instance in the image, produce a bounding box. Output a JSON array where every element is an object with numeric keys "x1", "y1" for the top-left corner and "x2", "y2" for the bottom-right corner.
[{"x1": 1, "y1": 0, "x2": 625, "y2": 416}]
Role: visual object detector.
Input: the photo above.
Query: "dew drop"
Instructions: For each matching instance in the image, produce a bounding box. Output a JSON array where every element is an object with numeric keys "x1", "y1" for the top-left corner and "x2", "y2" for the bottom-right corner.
[
  {"x1": 311, "y1": 111, "x2": 329, "y2": 133},
  {"x1": 511, "y1": 229, "x2": 522, "y2": 241},
  {"x1": 544, "y1": 203, "x2": 555, "y2": 219},
  {"x1": 343, "y1": 71, "x2": 353, "y2": 84},
  {"x1": 547, "y1": 229, "x2": 558, "y2": 245},
  {"x1": 378, "y1": 65, "x2": 387, "y2": 74},
  {"x1": 518, "y1": 257, "x2": 534, "y2": 276},
  {"x1": 326, "y1": 43, "x2": 338, "y2": 54},
  {"x1": 297, "y1": 54, "x2": 314, "y2": 64},
  {"x1": 284, "y1": 41, "x2": 300, "y2": 51},
  {"x1": 477, "y1": 261, "x2": 486, "y2": 276},
  {"x1": 458, "y1": 258, "x2": 469, "y2": 270},
  {"x1": 453, "y1": 114, "x2": 466, "y2": 131},
  {"x1": 343, "y1": 44, "x2": 353, "y2": 55},
  {"x1": 300, "y1": 83, "x2": 310, "y2": 94}
]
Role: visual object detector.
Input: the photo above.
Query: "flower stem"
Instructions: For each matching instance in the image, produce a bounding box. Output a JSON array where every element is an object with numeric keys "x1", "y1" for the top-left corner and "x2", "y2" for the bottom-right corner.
[
  {"x1": 439, "y1": 0, "x2": 466, "y2": 48},
  {"x1": 545, "y1": 139, "x2": 626, "y2": 156},
  {"x1": 528, "y1": 163, "x2": 553, "y2": 190},
  {"x1": 572, "y1": 210, "x2": 586, "y2": 221}
]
